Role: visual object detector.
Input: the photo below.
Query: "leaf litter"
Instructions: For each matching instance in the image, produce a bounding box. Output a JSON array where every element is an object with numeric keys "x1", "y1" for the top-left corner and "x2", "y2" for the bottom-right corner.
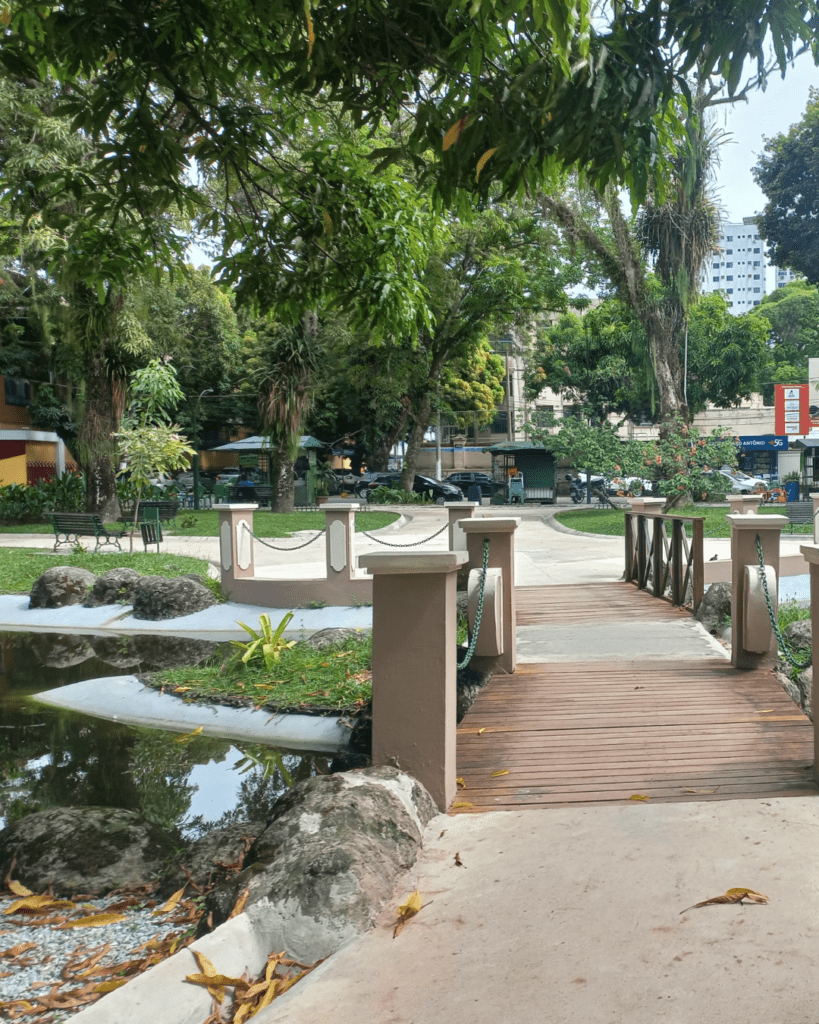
[{"x1": 679, "y1": 887, "x2": 769, "y2": 914}]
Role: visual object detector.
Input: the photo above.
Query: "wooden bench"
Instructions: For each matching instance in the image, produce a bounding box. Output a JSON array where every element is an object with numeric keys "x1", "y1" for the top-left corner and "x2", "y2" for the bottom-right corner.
[
  {"x1": 785, "y1": 500, "x2": 815, "y2": 532},
  {"x1": 119, "y1": 500, "x2": 180, "y2": 527},
  {"x1": 47, "y1": 513, "x2": 128, "y2": 552}
]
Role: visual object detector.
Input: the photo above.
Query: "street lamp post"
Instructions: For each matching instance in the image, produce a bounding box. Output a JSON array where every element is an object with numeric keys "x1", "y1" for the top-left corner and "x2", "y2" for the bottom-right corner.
[{"x1": 193, "y1": 389, "x2": 214, "y2": 510}]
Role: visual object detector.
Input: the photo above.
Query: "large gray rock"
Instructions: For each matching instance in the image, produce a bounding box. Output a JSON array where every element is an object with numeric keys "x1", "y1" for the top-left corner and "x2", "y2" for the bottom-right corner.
[
  {"x1": 29, "y1": 566, "x2": 97, "y2": 609},
  {"x1": 30, "y1": 632, "x2": 95, "y2": 668},
  {"x1": 161, "y1": 820, "x2": 268, "y2": 896},
  {"x1": 131, "y1": 575, "x2": 216, "y2": 620},
  {"x1": 776, "y1": 619, "x2": 813, "y2": 720},
  {"x1": 132, "y1": 634, "x2": 218, "y2": 668},
  {"x1": 0, "y1": 807, "x2": 180, "y2": 896},
  {"x1": 84, "y1": 567, "x2": 142, "y2": 608},
  {"x1": 204, "y1": 766, "x2": 438, "y2": 963},
  {"x1": 696, "y1": 581, "x2": 732, "y2": 634}
]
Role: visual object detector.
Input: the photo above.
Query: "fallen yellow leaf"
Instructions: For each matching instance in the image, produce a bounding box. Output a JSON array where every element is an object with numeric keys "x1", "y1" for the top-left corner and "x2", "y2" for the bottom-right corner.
[
  {"x1": 6, "y1": 881, "x2": 33, "y2": 898},
  {"x1": 394, "y1": 890, "x2": 423, "y2": 939},
  {"x1": 153, "y1": 887, "x2": 185, "y2": 916},
  {"x1": 228, "y1": 888, "x2": 249, "y2": 920},
  {"x1": 491, "y1": 770, "x2": 509, "y2": 777},
  {"x1": 456, "y1": 777, "x2": 466, "y2": 789},
  {"x1": 174, "y1": 725, "x2": 203, "y2": 743},
  {"x1": 629, "y1": 794, "x2": 649, "y2": 801},
  {"x1": 451, "y1": 801, "x2": 474, "y2": 809},
  {"x1": 57, "y1": 913, "x2": 128, "y2": 929},
  {"x1": 94, "y1": 979, "x2": 129, "y2": 994},
  {"x1": 477, "y1": 728, "x2": 486, "y2": 735}
]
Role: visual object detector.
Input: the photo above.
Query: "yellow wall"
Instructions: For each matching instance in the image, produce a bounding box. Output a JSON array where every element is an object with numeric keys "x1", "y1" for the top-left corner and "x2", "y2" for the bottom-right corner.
[{"x1": 0, "y1": 454, "x2": 27, "y2": 485}]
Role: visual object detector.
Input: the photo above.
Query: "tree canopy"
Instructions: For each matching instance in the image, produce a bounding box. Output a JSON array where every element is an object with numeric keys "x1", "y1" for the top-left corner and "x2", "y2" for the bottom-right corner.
[{"x1": 754, "y1": 88, "x2": 819, "y2": 282}]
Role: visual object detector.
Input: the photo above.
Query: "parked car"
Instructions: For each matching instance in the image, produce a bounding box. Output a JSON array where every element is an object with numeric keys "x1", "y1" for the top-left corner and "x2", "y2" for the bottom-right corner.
[
  {"x1": 445, "y1": 471, "x2": 495, "y2": 497},
  {"x1": 173, "y1": 471, "x2": 214, "y2": 492},
  {"x1": 357, "y1": 472, "x2": 465, "y2": 503},
  {"x1": 711, "y1": 466, "x2": 767, "y2": 494}
]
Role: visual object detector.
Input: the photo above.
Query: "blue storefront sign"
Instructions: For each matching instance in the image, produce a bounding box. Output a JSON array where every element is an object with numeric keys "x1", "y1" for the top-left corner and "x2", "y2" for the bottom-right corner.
[{"x1": 737, "y1": 435, "x2": 788, "y2": 451}]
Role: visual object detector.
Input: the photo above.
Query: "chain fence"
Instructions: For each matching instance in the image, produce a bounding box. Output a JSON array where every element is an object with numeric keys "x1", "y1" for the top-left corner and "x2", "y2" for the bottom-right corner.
[
  {"x1": 239, "y1": 520, "x2": 326, "y2": 552},
  {"x1": 361, "y1": 521, "x2": 450, "y2": 548},
  {"x1": 458, "y1": 538, "x2": 490, "y2": 670},
  {"x1": 755, "y1": 533, "x2": 811, "y2": 670}
]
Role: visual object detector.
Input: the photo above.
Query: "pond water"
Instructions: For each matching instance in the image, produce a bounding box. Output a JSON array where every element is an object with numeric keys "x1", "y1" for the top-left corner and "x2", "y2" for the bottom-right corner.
[{"x1": 0, "y1": 631, "x2": 363, "y2": 839}]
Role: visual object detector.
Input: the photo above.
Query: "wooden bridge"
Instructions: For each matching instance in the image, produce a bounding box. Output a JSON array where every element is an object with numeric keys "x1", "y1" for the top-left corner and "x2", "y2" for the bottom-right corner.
[{"x1": 455, "y1": 582, "x2": 817, "y2": 811}]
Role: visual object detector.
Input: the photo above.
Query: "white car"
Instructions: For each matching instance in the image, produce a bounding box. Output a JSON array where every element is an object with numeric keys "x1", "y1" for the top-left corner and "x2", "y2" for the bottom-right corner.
[{"x1": 716, "y1": 466, "x2": 767, "y2": 494}]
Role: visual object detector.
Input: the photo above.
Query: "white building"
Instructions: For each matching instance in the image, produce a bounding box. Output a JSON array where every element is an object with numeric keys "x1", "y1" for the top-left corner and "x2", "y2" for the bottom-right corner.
[
  {"x1": 775, "y1": 266, "x2": 800, "y2": 290},
  {"x1": 701, "y1": 216, "x2": 766, "y2": 314}
]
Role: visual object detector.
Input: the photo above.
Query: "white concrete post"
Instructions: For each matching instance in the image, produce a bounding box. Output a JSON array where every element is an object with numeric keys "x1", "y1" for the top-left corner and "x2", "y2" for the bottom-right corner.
[
  {"x1": 727, "y1": 495, "x2": 764, "y2": 515},
  {"x1": 799, "y1": 543, "x2": 819, "y2": 780},
  {"x1": 629, "y1": 497, "x2": 666, "y2": 515},
  {"x1": 323, "y1": 503, "x2": 362, "y2": 580},
  {"x1": 445, "y1": 501, "x2": 479, "y2": 551},
  {"x1": 811, "y1": 492, "x2": 819, "y2": 544},
  {"x1": 214, "y1": 504, "x2": 257, "y2": 585},
  {"x1": 358, "y1": 550, "x2": 468, "y2": 811}
]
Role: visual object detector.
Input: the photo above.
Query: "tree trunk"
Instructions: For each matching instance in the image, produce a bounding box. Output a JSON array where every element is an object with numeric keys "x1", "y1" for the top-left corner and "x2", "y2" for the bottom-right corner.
[
  {"x1": 646, "y1": 311, "x2": 690, "y2": 434},
  {"x1": 400, "y1": 391, "x2": 434, "y2": 491},
  {"x1": 369, "y1": 435, "x2": 392, "y2": 473},
  {"x1": 270, "y1": 435, "x2": 295, "y2": 513},
  {"x1": 76, "y1": 347, "x2": 121, "y2": 518}
]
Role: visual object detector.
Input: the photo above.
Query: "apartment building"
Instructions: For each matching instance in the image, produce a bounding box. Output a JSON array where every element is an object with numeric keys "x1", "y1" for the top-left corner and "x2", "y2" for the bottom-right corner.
[{"x1": 701, "y1": 216, "x2": 766, "y2": 313}]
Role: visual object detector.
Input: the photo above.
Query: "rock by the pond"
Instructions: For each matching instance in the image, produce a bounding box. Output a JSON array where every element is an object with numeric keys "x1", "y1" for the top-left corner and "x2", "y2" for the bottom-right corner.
[
  {"x1": 84, "y1": 567, "x2": 142, "y2": 608},
  {"x1": 130, "y1": 575, "x2": 216, "y2": 620},
  {"x1": 30, "y1": 632, "x2": 95, "y2": 669},
  {"x1": 29, "y1": 566, "x2": 97, "y2": 609},
  {"x1": 776, "y1": 619, "x2": 813, "y2": 720},
  {"x1": 0, "y1": 807, "x2": 180, "y2": 897},
  {"x1": 89, "y1": 634, "x2": 142, "y2": 669},
  {"x1": 160, "y1": 820, "x2": 268, "y2": 896},
  {"x1": 204, "y1": 766, "x2": 438, "y2": 963},
  {"x1": 696, "y1": 581, "x2": 732, "y2": 634},
  {"x1": 302, "y1": 627, "x2": 364, "y2": 650},
  {"x1": 132, "y1": 634, "x2": 217, "y2": 668}
]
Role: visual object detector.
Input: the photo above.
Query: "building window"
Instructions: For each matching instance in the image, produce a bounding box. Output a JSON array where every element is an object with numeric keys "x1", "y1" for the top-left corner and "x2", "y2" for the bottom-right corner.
[
  {"x1": 754, "y1": 247, "x2": 760, "y2": 253},
  {"x1": 4, "y1": 377, "x2": 31, "y2": 407},
  {"x1": 726, "y1": 262, "x2": 733, "y2": 268},
  {"x1": 713, "y1": 276, "x2": 720, "y2": 282},
  {"x1": 726, "y1": 288, "x2": 733, "y2": 293},
  {"x1": 753, "y1": 261, "x2": 760, "y2": 266},
  {"x1": 713, "y1": 262, "x2": 720, "y2": 269},
  {"x1": 726, "y1": 235, "x2": 733, "y2": 241},
  {"x1": 753, "y1": 274, "x2": 760, "y2": 280},
  {"x1": 726, "y1": 275, "x2": 733, "y2": 281},
  {"x1": 753, "y1": 287, "x2": 761, "y2": 293},
  {"x1": 726, "y1": 249, "x2": 733, "y2": 255},
  {"x1": 754, "y1": 301, "x2": 760, "y2": 306}
]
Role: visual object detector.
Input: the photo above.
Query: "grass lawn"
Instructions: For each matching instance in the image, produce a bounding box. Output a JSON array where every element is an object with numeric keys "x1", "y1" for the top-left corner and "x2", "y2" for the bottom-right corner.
[
  {"x1": 150, "y1": 628, "x2": 373, "y2": 714},
  {"x1": 0, "y1": 509, "x2": 399, "y2": 537},
  {"x1": 0, "y1": 548, "x2": 218, "y2": 596},
  {"x1": 554, "y1": 504, "x2": 810, "y2": 538}
]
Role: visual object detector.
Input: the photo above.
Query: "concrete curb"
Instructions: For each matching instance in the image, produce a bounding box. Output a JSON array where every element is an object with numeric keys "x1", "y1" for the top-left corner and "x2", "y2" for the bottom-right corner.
[
  {"x1": 33, "y1": 675, "x2": 353, "y2": 752},
  {"x1": 70, "y1": 772, "x2": 437, "y2": 1024}
]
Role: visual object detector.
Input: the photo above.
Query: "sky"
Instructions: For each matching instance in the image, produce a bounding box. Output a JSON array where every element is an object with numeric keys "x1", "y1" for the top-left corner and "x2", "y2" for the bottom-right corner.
[{"x1": 711, "y1": 51, "x2": 817, "y2": 223}]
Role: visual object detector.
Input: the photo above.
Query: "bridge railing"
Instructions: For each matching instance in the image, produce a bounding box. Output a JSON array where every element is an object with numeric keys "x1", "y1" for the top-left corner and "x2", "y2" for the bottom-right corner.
[{"x1": 624, "y1": 502, "x2": 704, "y2": 613}]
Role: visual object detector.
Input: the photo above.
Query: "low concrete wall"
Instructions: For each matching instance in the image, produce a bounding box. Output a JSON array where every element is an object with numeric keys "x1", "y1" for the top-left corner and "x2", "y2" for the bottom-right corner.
[{"x1": 705, "y1": 551, "x2": 808, "y2": 585}]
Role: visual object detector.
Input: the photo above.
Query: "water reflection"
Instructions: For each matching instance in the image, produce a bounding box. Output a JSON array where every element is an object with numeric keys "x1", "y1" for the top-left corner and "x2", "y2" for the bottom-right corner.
[{"x1": 0, "y1": 631, "x2": 356, "y2": 838}]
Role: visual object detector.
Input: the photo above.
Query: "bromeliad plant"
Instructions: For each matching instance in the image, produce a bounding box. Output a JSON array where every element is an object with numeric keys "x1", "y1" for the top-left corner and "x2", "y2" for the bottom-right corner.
[{"x1": 229, "y1": 611, "x2": 297, "y2": 670}]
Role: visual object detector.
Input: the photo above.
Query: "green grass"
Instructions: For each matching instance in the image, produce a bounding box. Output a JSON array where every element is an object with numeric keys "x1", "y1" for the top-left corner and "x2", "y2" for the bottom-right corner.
[
  {"x1": 555, "y1": 504, "x2": 809, "y2": 538},
  {"x1": 150, "y1": 630, "x2": 373, "y2": 713},
  {"x1": 0, "y1": 548, "x2": 217, "y2": 595},
  {"x1": 0, "y1": 510, "x2": 399, "y2": 537}
]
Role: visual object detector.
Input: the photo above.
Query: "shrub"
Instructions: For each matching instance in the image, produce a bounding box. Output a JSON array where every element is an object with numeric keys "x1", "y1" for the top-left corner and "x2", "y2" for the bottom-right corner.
[
  {"x1": 0, "y1": 472, "x2": 84, "y2": 523},
  {"x1": 366, "y1": 486, "x2": 434, "y2": 505}
]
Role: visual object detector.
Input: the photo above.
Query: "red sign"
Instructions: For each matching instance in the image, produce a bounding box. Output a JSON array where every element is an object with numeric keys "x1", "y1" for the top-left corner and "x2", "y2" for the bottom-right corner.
[{"x1": 774, "y1": 384, "x2": 811, "y2": 435}]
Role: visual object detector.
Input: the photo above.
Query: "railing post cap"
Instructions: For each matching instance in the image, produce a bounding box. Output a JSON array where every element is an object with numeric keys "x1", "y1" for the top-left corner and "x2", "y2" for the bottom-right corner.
[
  {"x1": 799, "y1": 543, "x2": 819, "y2": 564},
  {"x1": 444, "y1": 501, "x2": 479, "y2": 508},
  {"x1": 461, "y1": 517, "x2": 520, "y2": 533},
  {"x1": 726, "y1": 512, "x2": 788, "y2": 529},
  {"x1": 213, "y1": 503, "x2": 257, "y2": 510},
  {"x1": 324, "y1": 502, "x2": 363, "y2": 510},
  {"x1": 359, "y1": 551, "x2": 468, "y2": 575}
]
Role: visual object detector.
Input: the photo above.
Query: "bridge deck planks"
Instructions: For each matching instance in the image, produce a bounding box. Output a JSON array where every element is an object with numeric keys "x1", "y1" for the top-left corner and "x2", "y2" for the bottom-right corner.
[{"x1": 454, "y1": 583, "x2": 818, "y2": 811}]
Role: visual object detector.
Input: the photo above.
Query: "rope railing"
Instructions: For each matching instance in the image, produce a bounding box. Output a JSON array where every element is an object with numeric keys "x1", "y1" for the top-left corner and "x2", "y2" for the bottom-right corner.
[
  {"x1": 755, "y1": 533, "x2": 811, "y2": 670},
  {"x1": 458, "y1": 537, "x2": 490, "y2": 670}
]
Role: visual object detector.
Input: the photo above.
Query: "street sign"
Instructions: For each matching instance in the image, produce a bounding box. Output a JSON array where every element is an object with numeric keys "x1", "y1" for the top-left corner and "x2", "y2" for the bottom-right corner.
[
  {"x1": 775, "y1": 384, "x2": 811, "y2": 435},
  {"x1": 737, "y1": 435, "x2": 788, "y2": 451}
]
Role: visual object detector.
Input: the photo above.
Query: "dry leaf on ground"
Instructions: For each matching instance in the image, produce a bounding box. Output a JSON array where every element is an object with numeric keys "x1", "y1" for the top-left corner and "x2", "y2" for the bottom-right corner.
[
  {"x1": 393, "y1": 890, "x2": 423, "y2": 939},
  {"x1": 680, "y1": 888, "x2": 769, "y2": 914}
]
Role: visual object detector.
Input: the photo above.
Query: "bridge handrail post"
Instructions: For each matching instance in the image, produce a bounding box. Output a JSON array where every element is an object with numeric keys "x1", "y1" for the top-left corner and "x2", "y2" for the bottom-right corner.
[
  {"x1": 652, "y1": 516, "x2": 664, "y2": 598},
  {"x1": 461, "y1": 517, "x2": 520, "y2": 675},
  {"x1": 728, "y1": 512, "x2": 787, "y2": 669},
  {"x1": 692, "y1": 517, "x2": 704, "y2": 612},
  {"x1": 358, "y1": 549, "x2": 467, "y2": 811},
  {"x1": 445, "y1": 501, "x2": 479, "y2": 551},
  {"x1": 799, "y1": 543, "x2": 819, "y2": 779}
]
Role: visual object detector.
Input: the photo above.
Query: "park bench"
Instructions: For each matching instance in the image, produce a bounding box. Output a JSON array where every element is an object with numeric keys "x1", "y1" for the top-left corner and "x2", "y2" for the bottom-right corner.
[
  {"x1": 118, "y1": 499, "x2": 180, "y2": 527},
  {"x1": 785, "y1": 500, "x2": 815, "y2": 533},
  {"x1": 47, "y1": 512, "x2": 128, "y2": 552}
]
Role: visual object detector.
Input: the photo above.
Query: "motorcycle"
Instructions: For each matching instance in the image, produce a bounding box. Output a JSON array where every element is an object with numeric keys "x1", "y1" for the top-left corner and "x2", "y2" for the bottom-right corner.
[{"x1": 566, "y1": 474, "x2": 586, "y2": 504}]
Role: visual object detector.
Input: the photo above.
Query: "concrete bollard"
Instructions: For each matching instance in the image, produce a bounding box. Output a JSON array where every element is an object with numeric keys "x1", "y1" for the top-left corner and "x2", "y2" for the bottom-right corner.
[
  {"x1": 323, "y1": 503, "x2": 363, "y2": 580},
  {"x1": 461, "y1": 517, "x2": 520, "y2": 675},
  {"x1": 728, "y1": 512, "x2": 786, "y2": 669},
  {"x1": 445, "y1": 501, "x2": 479, "y2": 551},
  {"x1": 215, "y1": 504, "x2": 257, "y2": 583},
  {"x1": 358, "y1": 550, "x2": 467, "y2": 811},
  {"x1": 629, "y1": 497, "x2": 666, "y2": 515},
  {"x1": 799, "y1": 543, "x2": 819, "y2": 779},
  {"x1": 727, "y1": 494, "x2": 764, "y2": 515}
]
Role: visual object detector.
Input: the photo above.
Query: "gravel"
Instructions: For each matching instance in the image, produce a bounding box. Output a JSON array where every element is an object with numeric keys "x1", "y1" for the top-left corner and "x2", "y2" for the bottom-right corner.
[{"x1": 0, "y1": 890, "x2": 199, "y2": 1021}]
